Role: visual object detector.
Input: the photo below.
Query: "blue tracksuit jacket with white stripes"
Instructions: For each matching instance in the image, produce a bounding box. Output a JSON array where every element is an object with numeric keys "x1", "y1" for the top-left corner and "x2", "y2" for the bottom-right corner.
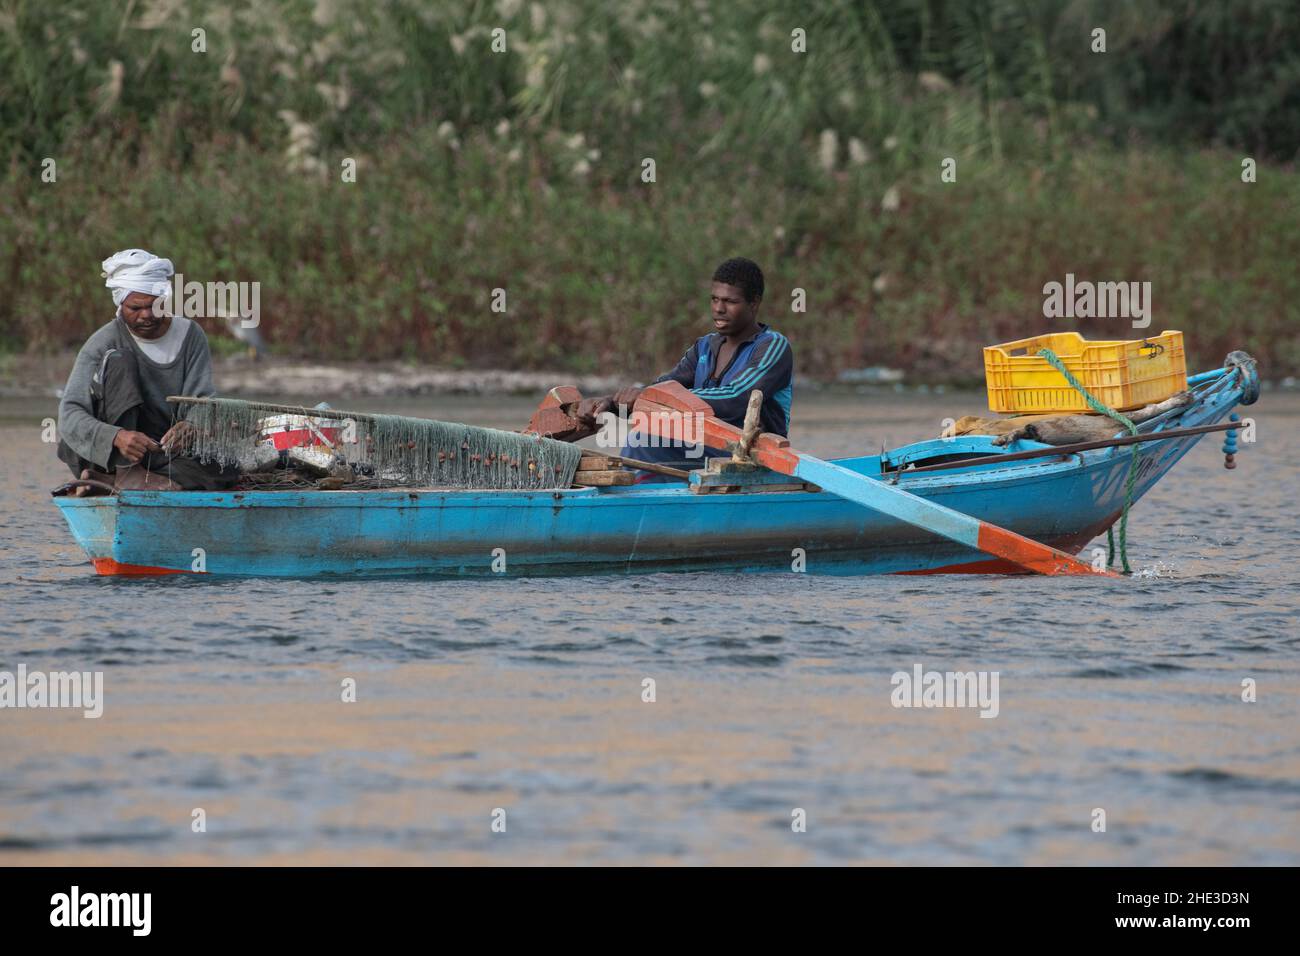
[{"x1": 655, "y1": 323, "x2": 794, "y2": 435}]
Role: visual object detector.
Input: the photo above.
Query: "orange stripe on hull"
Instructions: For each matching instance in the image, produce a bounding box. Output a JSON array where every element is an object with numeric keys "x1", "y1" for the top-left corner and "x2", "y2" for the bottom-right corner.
[{"x1": 92, "y1": 558, "x2": 191, "y2": 576}]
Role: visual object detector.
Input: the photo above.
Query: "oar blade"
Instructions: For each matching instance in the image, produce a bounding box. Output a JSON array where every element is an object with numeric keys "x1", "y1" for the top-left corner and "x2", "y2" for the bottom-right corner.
[{"x1": 789, "y1": 455, "x2": 1111, "y2": 577}]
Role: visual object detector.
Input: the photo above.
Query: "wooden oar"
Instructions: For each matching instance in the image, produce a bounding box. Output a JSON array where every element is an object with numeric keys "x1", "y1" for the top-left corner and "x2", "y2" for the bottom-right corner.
[{"x1": 634, "y1": 381, "x2": 1115, "y2": 577}]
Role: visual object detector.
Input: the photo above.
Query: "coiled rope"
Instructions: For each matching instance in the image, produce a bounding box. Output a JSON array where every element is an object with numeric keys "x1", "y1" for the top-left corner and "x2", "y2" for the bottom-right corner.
[{"x1": 1037, "y1": 349, "x2": 1138, "y2": 573}]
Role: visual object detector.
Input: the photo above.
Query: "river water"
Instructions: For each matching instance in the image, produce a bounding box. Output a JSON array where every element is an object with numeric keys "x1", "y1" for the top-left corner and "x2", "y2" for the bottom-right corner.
[{"x1": 1, "y1": 390, "x2": 1297, "y2": 865}]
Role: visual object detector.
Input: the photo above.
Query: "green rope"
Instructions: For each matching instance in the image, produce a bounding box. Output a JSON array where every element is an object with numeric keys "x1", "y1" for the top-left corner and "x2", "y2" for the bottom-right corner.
[{"x1": 1037, "y1": 348, "x2": 1139, "y2": 573}]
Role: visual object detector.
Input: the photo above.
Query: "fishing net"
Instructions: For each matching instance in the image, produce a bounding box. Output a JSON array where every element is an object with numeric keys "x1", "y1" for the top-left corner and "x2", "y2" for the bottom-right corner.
[
  {"x1": 234, "y1": 471, "x2": 408, "y2": 492},
  {"x1": 182, "y1": 398, "x2": 584, "y2": 490}
]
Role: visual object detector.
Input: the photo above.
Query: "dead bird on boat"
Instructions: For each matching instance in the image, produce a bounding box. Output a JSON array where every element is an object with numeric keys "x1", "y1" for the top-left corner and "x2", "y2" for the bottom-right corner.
[{"x1": 941, "y1": 392, "x2": 1192, "y2": 446}]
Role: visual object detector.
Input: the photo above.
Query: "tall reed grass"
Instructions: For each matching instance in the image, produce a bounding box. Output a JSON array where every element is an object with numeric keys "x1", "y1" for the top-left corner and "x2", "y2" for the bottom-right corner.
[{"x1": 2, "y1": 0, "x2": 1297, "y2": 377}]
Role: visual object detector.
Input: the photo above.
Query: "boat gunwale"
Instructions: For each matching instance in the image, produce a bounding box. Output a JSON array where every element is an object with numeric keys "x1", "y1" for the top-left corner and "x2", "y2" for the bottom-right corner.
[{"x1": 49, "y1": 430, "x2": 1206, "y2": 511}]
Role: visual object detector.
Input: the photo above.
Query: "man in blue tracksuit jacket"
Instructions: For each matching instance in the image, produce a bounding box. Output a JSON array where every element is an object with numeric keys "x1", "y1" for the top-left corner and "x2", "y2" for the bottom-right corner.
[{"x1": 576, "y1": 258, "x2": 793, "y2": 480}]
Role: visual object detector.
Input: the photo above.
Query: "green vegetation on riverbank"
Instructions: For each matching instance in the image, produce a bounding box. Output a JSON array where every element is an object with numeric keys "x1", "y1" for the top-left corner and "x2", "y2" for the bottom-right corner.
[{"x1": 3, "y1": 0, "x2": 1297, "y2": 379}]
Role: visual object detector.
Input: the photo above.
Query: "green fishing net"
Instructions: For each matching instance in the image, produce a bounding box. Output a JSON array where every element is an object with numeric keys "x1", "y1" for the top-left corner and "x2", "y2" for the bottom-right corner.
[{"x1": 184, "y1": 398, "x2": 583, "y2": 490}]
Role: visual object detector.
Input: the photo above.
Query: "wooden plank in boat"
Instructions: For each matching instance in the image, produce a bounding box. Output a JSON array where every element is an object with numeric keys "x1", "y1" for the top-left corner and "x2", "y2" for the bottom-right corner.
[
  {"x1": 572, "y1": 469, "x2": 634, "y2": 486},
  {"x1": 689, "y1": 481, "x2": 816, "y2": 495},
  {"x1": 577, "y1": 455, "x2": 622, "y2": 471},
  {"x1": 690, "y1": 458, "x2": 820, "y2": 494}
]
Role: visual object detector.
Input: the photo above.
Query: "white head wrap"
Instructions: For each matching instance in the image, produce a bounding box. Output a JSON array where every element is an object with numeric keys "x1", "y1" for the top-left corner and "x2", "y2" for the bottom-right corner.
[{"x1": 102, "y1": 248, "x2": 174, "y2": 308}]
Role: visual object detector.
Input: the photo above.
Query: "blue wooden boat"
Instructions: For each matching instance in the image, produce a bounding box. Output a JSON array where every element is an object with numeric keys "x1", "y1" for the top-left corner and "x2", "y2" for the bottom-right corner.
[{"x1": 51, "y1": 357, "x2": 1258, "y2": 577}]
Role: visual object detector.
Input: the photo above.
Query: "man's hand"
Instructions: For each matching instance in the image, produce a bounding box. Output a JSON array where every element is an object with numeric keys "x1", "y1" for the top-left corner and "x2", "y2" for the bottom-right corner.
[
  {"x1": 574, "y1": 396, "x2": 614, "y2": 428},
  {"x1": 574, "y1": 387, "x2": 646, "y2": 427},
  {"x1": 112, "y1": 429, "x2": 162, "y2": 464},
  {"x1": 159, "y1": 419, "x2": 196, "y2": 453},
  {"x1": 611, "y1": 386, "x2": 644, "y2": 410}
]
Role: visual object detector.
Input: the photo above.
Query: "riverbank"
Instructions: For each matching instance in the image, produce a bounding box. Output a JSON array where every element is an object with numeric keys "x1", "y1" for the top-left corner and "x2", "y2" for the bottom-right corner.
[
  {"x1": 5, "y1": 349, "x2": 1294, "y2": 403},
  {"x1": 0, "y1": 351, "x2": 911, "y2": 403},
  {"x1": 0, "y1": 352, "x2": 626, "y2": 401}
]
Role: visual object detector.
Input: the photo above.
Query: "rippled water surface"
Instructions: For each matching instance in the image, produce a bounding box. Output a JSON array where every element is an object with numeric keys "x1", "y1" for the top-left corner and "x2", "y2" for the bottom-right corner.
[{"x1": 2, "y1": 391, "x2": 1297, "y2": 865}]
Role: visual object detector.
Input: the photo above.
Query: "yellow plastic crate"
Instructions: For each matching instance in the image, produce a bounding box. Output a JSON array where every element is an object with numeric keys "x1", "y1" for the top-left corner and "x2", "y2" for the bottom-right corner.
[{"x1": 983, "y1": 330, "x2": 1187, "y2": 414}]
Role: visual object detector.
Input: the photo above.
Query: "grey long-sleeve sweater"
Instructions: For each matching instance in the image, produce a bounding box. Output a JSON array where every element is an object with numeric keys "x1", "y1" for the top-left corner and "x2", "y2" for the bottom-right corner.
[{"x1": 58, "y1": 316, "x2": 216, "y2": 469}]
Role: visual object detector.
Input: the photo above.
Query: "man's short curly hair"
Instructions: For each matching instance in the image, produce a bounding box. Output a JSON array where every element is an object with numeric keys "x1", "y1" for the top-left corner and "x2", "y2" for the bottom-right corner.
[{"x1": 712, "y1": 257, "x2": 765, "y2": 303}]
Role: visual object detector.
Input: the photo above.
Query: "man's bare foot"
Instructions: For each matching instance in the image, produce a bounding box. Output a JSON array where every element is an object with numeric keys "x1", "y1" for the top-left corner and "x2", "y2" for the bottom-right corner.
[
  {"x1": 113, "y1": 464, "x2": 182, "y2": 492},
  {"x1": 71, "y1": 468, "x2": 115, "y2": 497}
]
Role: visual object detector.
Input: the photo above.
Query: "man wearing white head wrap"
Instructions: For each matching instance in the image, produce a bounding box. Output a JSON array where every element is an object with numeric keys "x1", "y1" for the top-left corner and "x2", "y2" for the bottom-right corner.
[
  {"x1": 101, "y1": 248, "x2": 175, "y2": 310},
  {"x1": 56, "y1": 248, "x2": 238, "y2": 494}
]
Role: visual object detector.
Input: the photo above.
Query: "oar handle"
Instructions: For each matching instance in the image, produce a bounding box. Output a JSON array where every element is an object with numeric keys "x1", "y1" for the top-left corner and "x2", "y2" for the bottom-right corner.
[{"x1": 733, "y1": 390, "x2": 763, "y2": 462}]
